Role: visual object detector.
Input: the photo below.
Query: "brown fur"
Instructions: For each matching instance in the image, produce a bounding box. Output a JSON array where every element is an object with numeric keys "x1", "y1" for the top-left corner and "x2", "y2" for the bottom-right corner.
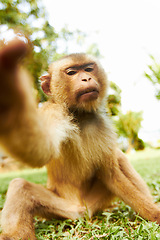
[{"x1": 0, "y1": 40, "x2": 160, "y2": 240}]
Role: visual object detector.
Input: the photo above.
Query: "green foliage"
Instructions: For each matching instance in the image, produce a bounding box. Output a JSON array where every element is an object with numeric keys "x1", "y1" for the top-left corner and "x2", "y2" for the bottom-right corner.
[
  {"x1": 87, "y1": 43, "x2": 102, "y2": 58},
  {"x1": 115, "y1": 111, "x2": 143, "y2": 138},
  {"x1": 145, "y1": 55, "x2": 160, "y2": 100},
  {"x1": 0, "y1": 0, "x2": 57, "y2": 101},
  {"x1": 0, "y1": 0, "x2": 83, "y2": 101},
  {"x1": 107, "y1": 83, "x2": 144, "y2": 150},
  {"x1": 107, "y1": 81, "x2": 122, "y2": 116},
  {"x1": 134, "y1": 137, "x2": 145, "y2": 151},
  {"x1": 114, "y1": 111, "x2": 143, "y2": 151}
]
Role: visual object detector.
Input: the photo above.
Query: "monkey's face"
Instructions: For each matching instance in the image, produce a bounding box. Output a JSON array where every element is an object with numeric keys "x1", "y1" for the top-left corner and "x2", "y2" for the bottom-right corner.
[
  {"x1": 41, "y1": 54, "x2": 108, "y2": 112},
  {"x1": 65, "y1": 63, "x2": 100, "y2": 103}
]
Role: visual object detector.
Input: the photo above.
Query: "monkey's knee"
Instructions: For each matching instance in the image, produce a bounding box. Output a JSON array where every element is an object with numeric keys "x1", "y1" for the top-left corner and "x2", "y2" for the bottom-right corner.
[
  {"x1": 8, "y1": 178, "x2": 29, "y2": 191},
  {"x1": 5, "y1": 178, "x2": 31, "y2": 203},
  {"x1": 1, "y1": 178, "x2": 35, "y2": 238},
  {"x1": 9, "y1": 177, "x2": 29, "y2": 187}
]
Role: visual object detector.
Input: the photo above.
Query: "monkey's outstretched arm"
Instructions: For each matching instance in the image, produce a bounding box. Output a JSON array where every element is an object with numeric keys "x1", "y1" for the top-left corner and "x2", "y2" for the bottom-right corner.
[{"x1": 0, "y1": 40, "x2": 60, "y2": 167}]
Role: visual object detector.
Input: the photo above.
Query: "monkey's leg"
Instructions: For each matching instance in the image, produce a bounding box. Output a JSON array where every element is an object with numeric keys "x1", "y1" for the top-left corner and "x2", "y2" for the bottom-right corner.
[
  {"x1": 0, "y1": 178, "x2": 84, "y2": 240},
  {"x1": 117, "y1": 149, "x2": 152, "y2": 200},
  {"x1": 84, "y1": 179, "x2": 115, "y2": 218},
  {"x1": 102, "y1": 159, "x2": 160, "y2": 224}
]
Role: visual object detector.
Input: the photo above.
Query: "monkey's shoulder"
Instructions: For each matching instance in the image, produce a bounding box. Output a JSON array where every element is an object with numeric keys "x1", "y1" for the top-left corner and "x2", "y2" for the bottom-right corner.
[
  {"x1": 38, "y1": 102, "x2": 71, "y2": 126},
  {"x1": 38, "y1": 102, "x2": 78, "y2": 141},
  {"x1": 38, "y1": 101, "x2": 65, "y2": 118}
]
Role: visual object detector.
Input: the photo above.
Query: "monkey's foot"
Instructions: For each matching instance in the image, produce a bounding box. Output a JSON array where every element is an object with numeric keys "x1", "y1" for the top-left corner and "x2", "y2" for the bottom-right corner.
[{"x1": 66, "y1": 204, "x2": 86, "y2": 220}]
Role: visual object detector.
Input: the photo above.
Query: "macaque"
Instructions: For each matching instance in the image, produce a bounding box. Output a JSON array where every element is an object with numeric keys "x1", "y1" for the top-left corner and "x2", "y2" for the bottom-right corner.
[{"x1": 0, "y1": 39, "x2": 160, "y2": 240}]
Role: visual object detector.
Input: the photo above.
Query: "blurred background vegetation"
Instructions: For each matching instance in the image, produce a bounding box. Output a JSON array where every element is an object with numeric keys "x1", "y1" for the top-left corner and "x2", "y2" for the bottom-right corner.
[{"x1": 0, "y1": 0, "x2": 160, "y2": 156}]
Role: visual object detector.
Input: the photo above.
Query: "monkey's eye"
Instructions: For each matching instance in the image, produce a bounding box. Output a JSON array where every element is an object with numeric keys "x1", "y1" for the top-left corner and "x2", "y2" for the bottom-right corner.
[
  {"x1": 85, "y1": 67, "x2": 94, "y2": 72},
  {"x1": 66, "y1": 70, "x2": 77, "y2": 76}
]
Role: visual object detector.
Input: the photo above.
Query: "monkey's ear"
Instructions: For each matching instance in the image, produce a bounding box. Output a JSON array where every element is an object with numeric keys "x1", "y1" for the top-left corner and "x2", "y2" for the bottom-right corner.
[{"x1": 40, "y1": 74, "x2": 52, "y2": 96}]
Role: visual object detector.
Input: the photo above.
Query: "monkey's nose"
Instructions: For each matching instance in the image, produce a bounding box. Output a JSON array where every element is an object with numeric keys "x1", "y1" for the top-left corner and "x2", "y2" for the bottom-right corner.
[{"x1": 82, "y1": 77, "x2": 91, "y2": 82}]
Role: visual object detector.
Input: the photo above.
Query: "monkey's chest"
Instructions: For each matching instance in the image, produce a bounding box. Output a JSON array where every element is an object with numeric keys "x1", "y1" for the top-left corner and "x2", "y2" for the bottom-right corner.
[
  {"x1": 47, "y1": 128, "x2": 114, "y2": 203},
  {"x1": 47, "y1": 115, "x2": 116, "y2": 202},
  {"x1": 48, "y1": 127, "x2": 110, "y2": 183},
  {"x1": 47, "y1": 145, "x2": 100, "y2": 203}
]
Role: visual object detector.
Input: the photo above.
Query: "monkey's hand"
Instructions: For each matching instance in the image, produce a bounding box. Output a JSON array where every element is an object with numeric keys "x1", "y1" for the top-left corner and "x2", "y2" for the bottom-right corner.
[{"x1": 0, "y1": 39, "x2": 32, "y2": 133}]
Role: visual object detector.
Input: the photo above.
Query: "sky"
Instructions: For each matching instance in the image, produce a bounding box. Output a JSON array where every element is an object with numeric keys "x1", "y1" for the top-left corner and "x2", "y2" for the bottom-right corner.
[{"x1": 42, "y1": 0, "x2": 160, "y2": 140}]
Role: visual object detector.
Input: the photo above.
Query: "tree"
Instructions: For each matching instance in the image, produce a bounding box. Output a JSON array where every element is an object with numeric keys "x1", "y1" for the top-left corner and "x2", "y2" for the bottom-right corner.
[
  {"x1": 107, "y1": 81, "x2": 121, "y2": 116},
  {"x1": 0, "y1": 0, "x2": 80, "y2": 101},
  {"x1": 87, "y1": 43, "x2": 102, "y2": 58},
  {"x1": 114, "y1": 111, "x2": 144, "y2": 151},
  {"x1": 144, "y1": 55, "x2": 160, "y2": 100}
]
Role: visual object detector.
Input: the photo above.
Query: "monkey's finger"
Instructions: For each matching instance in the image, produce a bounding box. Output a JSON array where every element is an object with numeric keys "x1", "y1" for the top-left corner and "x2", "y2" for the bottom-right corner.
[{"x1": 0, "y1": 39, "x2": 28, "y2": 69}]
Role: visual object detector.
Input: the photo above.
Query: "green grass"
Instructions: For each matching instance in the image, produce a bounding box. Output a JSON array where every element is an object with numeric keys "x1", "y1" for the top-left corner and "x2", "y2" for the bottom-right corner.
[
  {"x1": 1, "y1": 148, "x2": 160, "y2": 239},
  {"x1": 129, "y1": 148, "x2": 160, "y2": 180}
]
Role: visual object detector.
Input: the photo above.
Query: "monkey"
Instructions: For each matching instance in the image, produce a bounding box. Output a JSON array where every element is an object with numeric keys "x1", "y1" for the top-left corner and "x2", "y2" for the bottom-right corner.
[{"x1": 0, "y1": 39, "x2": 160, "y2": 240}]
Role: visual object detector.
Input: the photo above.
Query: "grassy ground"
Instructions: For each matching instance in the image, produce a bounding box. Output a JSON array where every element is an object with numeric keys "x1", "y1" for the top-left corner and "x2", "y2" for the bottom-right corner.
[{"x1": 0, "y1": 148, "x2": 160, "y2": 239}]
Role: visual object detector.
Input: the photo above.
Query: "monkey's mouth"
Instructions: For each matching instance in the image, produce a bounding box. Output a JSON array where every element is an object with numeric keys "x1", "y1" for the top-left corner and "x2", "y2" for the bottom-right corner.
[{"x1": 77, "y1": 88, "x2": 99, "y2": 102}]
